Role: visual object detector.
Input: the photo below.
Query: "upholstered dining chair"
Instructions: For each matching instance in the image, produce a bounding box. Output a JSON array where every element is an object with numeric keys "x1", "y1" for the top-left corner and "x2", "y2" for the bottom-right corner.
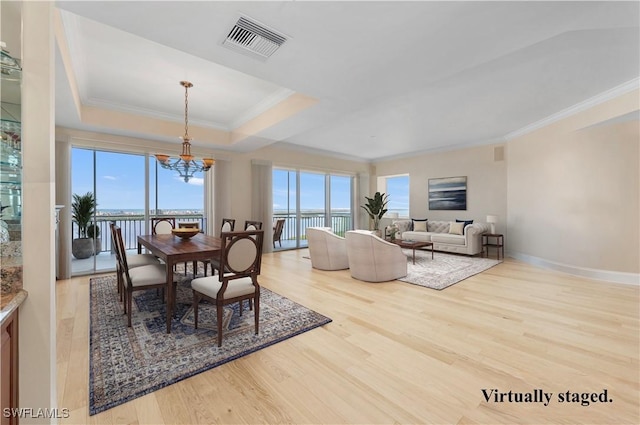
[
  {"x1": 272, "y1": 219, "x2": 285, "y2": 248},
  {"x1": 178, "y1": 222, "x2": 199, "y2": 230},
  {"x1": 244, "y1": 220, "x2": 263, "y2": 230},
  {"x1": 204, "y1": 218, "x2": 236, "y2": 276},
  {"x1": 220, "y1": 218, "x2": 235, "y2": 234},
  {"x1": 112, "y1": 225, "x2": 175, "y2": 327},
  {"x1": 151, "y1": 217, "x2": 175, "y2": 235},
  {"x1": 190, "y1": 229, "x2": 264, "y2": 347},
  {"x1": 307, "y1": 227, "x2": 349, "y2": 270},
  {"x1": 109, "y1": 222, "x2": 161, "y2": 301}
]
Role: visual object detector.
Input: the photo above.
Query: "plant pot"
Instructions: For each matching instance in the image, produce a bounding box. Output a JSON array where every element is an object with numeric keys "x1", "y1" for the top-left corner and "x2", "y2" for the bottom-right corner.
[
  {"x1": 93, "y1": 237, "x2": 102, "y2": 255},
  {"x1": 72, "y1": 238, "x2": 95, "y2": 259}
]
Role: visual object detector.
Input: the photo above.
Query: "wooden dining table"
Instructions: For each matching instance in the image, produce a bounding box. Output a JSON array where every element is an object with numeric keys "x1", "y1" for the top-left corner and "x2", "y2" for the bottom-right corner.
[{"x1": 137, "y1": 233, "x2": 222, "y2": 333}]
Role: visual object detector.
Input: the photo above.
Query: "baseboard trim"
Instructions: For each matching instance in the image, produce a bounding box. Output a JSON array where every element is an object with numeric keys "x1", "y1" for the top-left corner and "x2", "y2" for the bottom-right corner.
[{"x1": 508, "y1": 251, "x2": 640, "y2": 286}]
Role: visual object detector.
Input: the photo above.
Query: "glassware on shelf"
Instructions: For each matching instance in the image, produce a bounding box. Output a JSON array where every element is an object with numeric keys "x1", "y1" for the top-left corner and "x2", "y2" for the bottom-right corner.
[{"x1": 0, "y1": 42, "x2": 21, "y2": 81}]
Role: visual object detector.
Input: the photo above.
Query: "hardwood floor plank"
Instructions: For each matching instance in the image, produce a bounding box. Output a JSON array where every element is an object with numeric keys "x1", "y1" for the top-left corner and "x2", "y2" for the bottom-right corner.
[{"x1": 56, "y1": 250, "x2": 639, "y2": 424}]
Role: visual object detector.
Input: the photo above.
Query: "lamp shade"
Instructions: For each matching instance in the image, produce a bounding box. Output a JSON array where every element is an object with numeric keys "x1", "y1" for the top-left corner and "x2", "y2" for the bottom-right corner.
[{"x1": 486, "y1": 215, "x2": 498, "y2": 234}]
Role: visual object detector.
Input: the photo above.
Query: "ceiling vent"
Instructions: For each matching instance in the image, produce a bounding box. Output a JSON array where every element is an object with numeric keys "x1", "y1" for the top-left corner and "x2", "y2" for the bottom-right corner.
[{"x1": 222, "y1": 16, "x2": 287, "y2": 60}]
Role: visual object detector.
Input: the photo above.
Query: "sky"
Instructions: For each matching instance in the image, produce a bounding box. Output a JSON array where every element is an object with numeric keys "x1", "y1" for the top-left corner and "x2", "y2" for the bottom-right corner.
[
  {"x1": 71, "y1": 149, "x2": 359, "y2": 213},
  {"x1": 72, "y1": 148, "x2": 204, "y2": 211}
]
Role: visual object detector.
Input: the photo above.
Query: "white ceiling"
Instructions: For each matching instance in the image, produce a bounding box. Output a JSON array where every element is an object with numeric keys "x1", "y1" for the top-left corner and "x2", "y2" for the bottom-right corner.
[{"x1": 54, "y1": 1, "x2": 640, "y2": 161}]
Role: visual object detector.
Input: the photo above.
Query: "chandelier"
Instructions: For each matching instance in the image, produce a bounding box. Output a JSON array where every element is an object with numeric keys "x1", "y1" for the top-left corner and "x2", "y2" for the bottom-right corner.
[{"x1": 155, "y1": 81, "x2": 214, "y2": 182}]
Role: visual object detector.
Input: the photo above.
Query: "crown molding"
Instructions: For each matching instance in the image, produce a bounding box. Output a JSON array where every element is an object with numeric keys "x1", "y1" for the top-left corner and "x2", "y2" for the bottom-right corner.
[
  {"x1": 505, "y1": 77, "x2": 640, "y2": 140},
  {"x1": 230, "y1": 88, "x2": 295, "y2": 130}
]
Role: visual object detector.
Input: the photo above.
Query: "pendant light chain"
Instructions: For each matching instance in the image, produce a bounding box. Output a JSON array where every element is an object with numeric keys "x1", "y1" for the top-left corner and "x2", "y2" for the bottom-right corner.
[
  {"x1": 184, "y1": 82, "x2": 189, "y2": 140},
  {"x1": 154, "y1": 80, "x2": 215, "y2": 183}
]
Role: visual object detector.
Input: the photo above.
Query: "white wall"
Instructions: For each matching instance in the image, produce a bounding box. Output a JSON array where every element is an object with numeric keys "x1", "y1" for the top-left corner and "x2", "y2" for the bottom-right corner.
[
  {"x1": 374, "y1": 143, "x2": 508, "y2": 234},
  {"x1": 20, "y1": 2, "x2": 58, "y2": 423},
  {"x1": 507, "y1": 90, "x2": 639, "y2": 280}
]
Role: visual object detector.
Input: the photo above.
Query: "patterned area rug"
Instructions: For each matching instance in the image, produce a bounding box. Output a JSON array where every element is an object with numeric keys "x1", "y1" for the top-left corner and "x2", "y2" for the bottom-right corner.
[
  {"x1": 89, "y1": 274, "x2": 331, "y2": 415},
  {"x1": 399, "y1": 249, "x2": 501, "y2": 290}
]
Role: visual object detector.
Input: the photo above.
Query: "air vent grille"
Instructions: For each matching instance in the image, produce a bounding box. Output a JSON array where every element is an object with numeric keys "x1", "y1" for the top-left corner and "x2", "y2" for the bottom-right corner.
[{"x1": 223, "y1": 16, "x2": 287, "y2": 60}]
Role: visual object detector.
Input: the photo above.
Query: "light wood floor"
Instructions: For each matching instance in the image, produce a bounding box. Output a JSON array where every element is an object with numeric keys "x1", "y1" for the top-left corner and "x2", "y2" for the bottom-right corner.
[{"x1": 56, "y1": 250, "x2": 640, "y2": 424}]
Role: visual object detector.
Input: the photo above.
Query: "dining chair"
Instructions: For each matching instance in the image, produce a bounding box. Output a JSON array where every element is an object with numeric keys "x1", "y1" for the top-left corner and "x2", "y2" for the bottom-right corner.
[
  {"x1": 272, "y1": 219, "x2": 285, "y2": 248},
  {"x1": 109, "y1": 223, "x2": 160, "y2": 302},
  {"x1": 179, "y1": 222, "x2": 199, "y2": 230},
  {"x1": 151, "y1": 217, "x2": 176, "y2": 235},
  {"x1": 220, "y1": 218, "x2": 235, "y2": 233},
  {"x1": 204, "y1": 218, "x2": 236, "y2": 276},
  {"x1": 191, "y1": 229, "x2": 264, "y2": 347},
  {"x1": 244, "y1": 220, "x2": 263, "y2": 230},
  {"x1": 112, "y1": 225, "x2": 175, "y2": 327}
]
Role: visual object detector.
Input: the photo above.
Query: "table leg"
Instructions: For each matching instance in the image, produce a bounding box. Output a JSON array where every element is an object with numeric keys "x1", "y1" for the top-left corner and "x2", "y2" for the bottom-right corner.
[
  {"x1": 430, "y1": 244, "x2": 434, "y2": 259},
  {"x1": 166, "y1": 261, "x2": 175, "y2": 334},
  {"x1": 412, "y1": 248, "x2": 416, "y2": 265}
]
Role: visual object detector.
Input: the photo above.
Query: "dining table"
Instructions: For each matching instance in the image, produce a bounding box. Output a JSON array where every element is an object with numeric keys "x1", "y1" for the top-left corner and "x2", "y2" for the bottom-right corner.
[{"x1": 137, "y1": 233, "x2": 222, "y2": 333}]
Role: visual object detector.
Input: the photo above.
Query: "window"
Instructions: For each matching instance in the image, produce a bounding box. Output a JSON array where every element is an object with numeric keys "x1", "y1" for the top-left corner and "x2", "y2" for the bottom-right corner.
[
  {"x1": 380, "y1": 174, "x2": 409, "y2": 217},
  {"x1": 273, "y1": 168, "x2": 353, "y2": 249}
]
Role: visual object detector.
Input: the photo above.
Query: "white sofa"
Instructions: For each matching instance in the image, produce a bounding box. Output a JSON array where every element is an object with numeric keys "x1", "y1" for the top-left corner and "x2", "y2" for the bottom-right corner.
[
  {"x1": 345, "y1": 230, "x2": 407, "y2": 282},
  {"x1": 393, "y1": 219, "x2": 490, "y2": 256},
  {"x1": 307, "y1": 227, "x2": 349, "y2": 270}
]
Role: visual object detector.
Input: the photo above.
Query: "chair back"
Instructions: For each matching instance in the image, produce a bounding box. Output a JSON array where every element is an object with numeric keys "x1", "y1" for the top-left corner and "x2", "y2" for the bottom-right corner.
[
  {"x1": 273, "y1": 219, "x2": 285, "y2": 238},
  {"x1": 178, "y1": 222, "x2": 199, "y2": 230},
  {"x1": 244, "y1": 220, "x2": 263, "y2": 230},
  {"x1": 111, "y1": 225, "x2": 131, "y2": 282},
  {"x1": 219, "y1": 230, "x2": 264, "y2": 280},
  {"x1": 220, "y1": 218, "x2": 235, "y2": 233},
  {"x1": 152, "y1": 217, "x2": 175, "y2": 235}
]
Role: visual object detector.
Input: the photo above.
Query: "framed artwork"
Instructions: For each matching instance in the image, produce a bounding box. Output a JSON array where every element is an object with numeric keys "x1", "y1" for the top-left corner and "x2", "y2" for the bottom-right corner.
[{"x1": 428, "y1": 176, "x2": 467, "y2": 210}]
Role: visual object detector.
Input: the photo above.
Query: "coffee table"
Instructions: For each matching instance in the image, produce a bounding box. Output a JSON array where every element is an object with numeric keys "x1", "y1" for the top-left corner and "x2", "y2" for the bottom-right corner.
[{"x1": 392, "y1": 239, "x2": 434, "y2": 264}]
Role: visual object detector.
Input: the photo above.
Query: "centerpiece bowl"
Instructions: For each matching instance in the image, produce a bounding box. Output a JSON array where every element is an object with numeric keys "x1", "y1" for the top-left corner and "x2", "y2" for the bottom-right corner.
[{"x1": 171, "y1": 228, "x2": 199, "y2": 240}]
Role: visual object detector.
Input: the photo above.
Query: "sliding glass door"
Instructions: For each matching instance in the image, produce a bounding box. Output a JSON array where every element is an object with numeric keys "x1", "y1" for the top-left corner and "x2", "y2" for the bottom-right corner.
[
  {"x1": 71, "y1": 148, "x2": 146, "y2": 275},
  {"x1": 273, "y1": 167, "x2": 353, "y2": 250},
  {"x1": 71, "y1": 147, "x2": 206, "y2": 276}
]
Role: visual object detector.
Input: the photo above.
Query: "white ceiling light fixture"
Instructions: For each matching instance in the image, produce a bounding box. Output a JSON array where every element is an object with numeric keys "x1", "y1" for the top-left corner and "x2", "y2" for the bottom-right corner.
[
  {"x1": 155, "y1": 81, "x2": 215, "y2": 183},
  {"x1": 222, "y1": 15, "x2": 287, "y2": 60}
]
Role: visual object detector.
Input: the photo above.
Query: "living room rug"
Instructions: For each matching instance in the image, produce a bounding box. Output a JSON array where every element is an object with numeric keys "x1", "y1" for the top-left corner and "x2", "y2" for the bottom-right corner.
[
  {"x1": 399, "y1": 249, "x2": 501, "y2": 290},
  {"x1": 89, "y1": 274, "x2": 332, "y2": 415}
]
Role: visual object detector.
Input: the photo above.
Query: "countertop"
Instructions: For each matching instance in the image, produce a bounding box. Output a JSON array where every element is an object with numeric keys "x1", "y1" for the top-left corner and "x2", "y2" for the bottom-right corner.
[{"x1": 0, "y1": 289, "x2": 28, "y2": 326}]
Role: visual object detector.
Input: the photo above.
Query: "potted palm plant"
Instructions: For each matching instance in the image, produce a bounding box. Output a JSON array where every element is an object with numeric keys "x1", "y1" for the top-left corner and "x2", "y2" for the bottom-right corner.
[
  {"x1": 361, "y1": 191, "x2": 389, "y2": 236},
  {"x1": 71, "y1": 192, "x2": 97, "y2": 259}
]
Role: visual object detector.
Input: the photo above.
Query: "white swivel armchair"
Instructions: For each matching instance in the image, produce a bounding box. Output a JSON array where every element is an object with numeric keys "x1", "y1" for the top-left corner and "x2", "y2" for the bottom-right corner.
[
  {"x1": 345, "y1": 230, "x2": 407, "y2": 282},
  {"x1": 307, "y1": 227, "x2": 349, "y2": 270}
]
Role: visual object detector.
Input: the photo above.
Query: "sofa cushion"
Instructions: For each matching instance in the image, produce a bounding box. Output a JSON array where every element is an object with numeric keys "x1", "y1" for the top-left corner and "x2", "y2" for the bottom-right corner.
[
  {"x1": 413, "y1": 220, "x2": 427, "y2": 231},
  {"x1": 401, "y1": 231, "x2": 432, "y2": 242},
  {"x1": 456, "y1": 219, "x2": 474, "y2": 234},
  {"x1": 449, "y1": 222, "x2": 465, "y2": 235},
  {"x1": 411, "y1": 218, "x2": 428, "y2": 230},
  {"x1": 428, "y1": 221, "x2": 450, "y2": 233},
  {"x1": 431, "y1": 233, "x2": 466, "y2": 246}
]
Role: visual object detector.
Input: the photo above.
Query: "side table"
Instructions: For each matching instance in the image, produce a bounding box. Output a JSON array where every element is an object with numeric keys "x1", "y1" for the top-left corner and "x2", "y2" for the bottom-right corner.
[{"x1": 483, "y1": 234, "x2": 504, "y2": 260}]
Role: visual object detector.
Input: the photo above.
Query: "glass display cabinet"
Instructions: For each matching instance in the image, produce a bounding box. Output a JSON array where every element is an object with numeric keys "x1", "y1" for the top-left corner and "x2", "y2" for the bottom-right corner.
[{"x1": 0, "y1": 43, "x2": 22, "y2": 297}]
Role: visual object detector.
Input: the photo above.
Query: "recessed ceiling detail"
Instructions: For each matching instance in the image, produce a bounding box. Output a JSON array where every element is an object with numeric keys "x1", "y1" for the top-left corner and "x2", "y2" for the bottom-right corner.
[{"x1": 222, "y1": 16, "x2": 287, "y2": 60}]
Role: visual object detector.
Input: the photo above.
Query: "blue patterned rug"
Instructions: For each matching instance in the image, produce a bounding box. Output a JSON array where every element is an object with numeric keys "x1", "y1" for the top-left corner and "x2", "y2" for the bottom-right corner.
[{"x1": 89, "y1": 274, "x2": 332, "y2": 415}]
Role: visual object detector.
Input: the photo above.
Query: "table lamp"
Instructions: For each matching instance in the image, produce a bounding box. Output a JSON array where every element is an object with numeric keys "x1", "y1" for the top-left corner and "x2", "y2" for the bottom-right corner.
[{"x1": 486, "y1": 215, "x2": 498, "y2": 234}]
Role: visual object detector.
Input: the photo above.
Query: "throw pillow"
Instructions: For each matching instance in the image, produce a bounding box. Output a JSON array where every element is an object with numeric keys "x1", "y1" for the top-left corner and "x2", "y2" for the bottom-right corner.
[
  {"x1": 411, "y1": 218, "x2": 427, "y2": 231},
  {"x1": 449, "y1": 221, "x2": 464, "y2": 235},
  {"x1": 413, "y1": 220, "x2": 427, "y2": 231},
  {"x1": 456, "y1": 219, "x2": 473, "y2": 234}
]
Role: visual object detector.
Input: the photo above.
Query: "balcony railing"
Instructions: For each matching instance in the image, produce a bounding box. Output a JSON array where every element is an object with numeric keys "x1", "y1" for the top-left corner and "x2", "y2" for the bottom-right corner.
[
  {"x1": 72, "y1": 214, "x2": 206, "y2": 253},
  {"x1": 272, "y1": 212, "x2": 352, "y2": 246},
  {"x1": 71, "y1": 211, "x2": 352, "y2": 254}
]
